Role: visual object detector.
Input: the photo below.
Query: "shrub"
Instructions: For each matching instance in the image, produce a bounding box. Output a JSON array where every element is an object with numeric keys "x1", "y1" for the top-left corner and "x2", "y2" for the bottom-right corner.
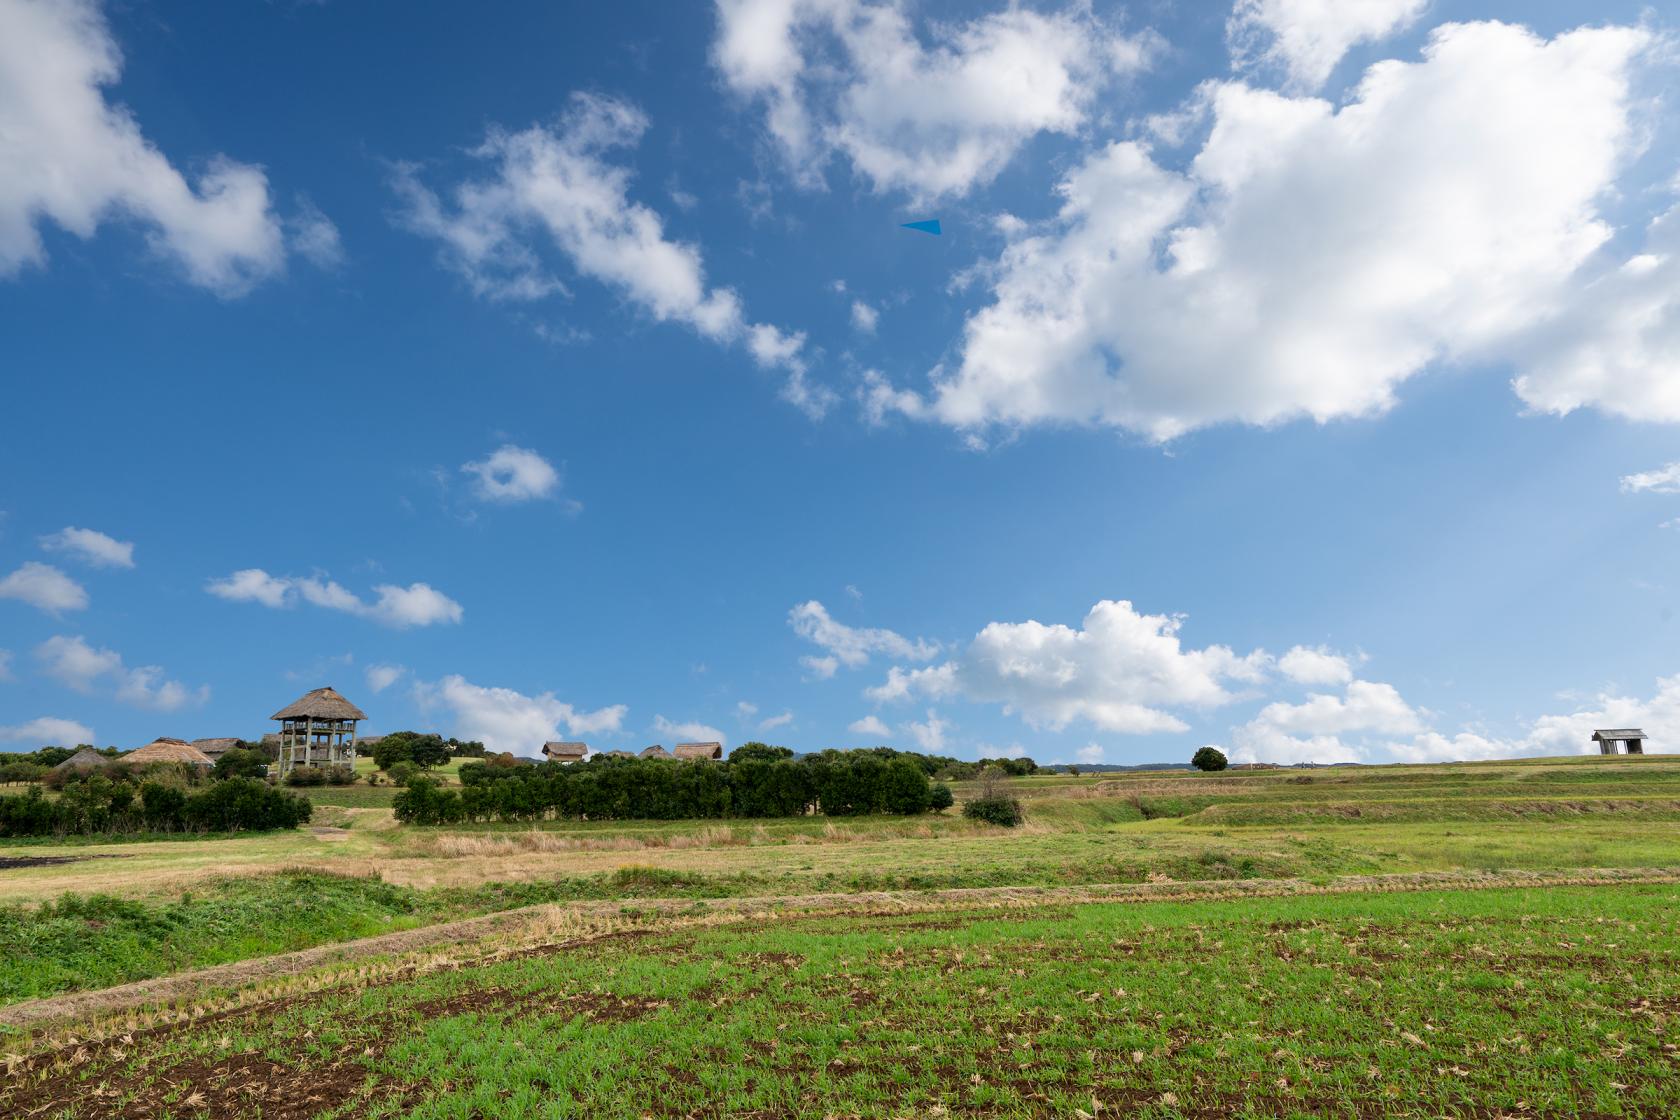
[
  {"x1": 1191, "y1": 747, "x2": 1229, "y2": 772},
  {"x1": 326, "y1": 765, "x2": 357, "y2": 785},
  {"x1": 929, "y1": 783, "x2": 954, "y2": 811},
  {"x1": 962, "y1": 796, "x2": 1024, "y2": 827},
  {"x1": 212, "y1": 748, "x2": 268, "y2": 781},
  {"x1": 387, "y1": 761, "x2": 421, "y2": 786},
  {"x1": 284, "y1": 766, "x2": 328, "y2": 787}
]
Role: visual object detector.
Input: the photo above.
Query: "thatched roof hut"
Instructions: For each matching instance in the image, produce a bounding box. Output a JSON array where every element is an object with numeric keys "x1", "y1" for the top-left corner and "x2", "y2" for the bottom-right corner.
[
  {"x1": 271, "y1": 686, "x2": 367, "y2": 721},
  {"x1": 122, "y1": 738, "x2": 215, "y2": 768},
  {"x1": 673, "y1": 742, "x2": 723, "y2": 761},
  {"x1": 191, "y1": 738, "x2": 242, "y2": 760},
  {"x1": 52, "y1": 747, "x2": 113, "y2": 774},
  {"x1": 543, "y1": 741, "x2": 588, "y2": 762},
  {"x1": 604, "y1": 749, "x2": 637, "y2": 759},
  {"x1": 640, "y1": 744, "x2": 672, "y2": 759}
]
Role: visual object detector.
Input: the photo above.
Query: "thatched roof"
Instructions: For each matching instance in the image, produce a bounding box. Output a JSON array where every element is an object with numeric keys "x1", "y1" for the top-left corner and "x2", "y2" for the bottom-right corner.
[
  {"x1": 639, "y1": 745, "x2": 672, "y2": 759},
  {"x1": 53, "y1": 747, "x2": 113, "y2": 773},
  {"x1": 191, "y1": 738, "x2": 242, "y2": 759},
  {"x1": 271, "y1": 686, "x2": 367, "y2": 721},
  {"x1": 604, "y1": 749, "x2": 637, "y2": 759},
  {"x1": 674, "y1": 741, "x2": 723, "y2": 760},
  {"x1": 1593, "y1": 729, "x2": 1647, "y2": 741},
  {"x1": 543, "y1": 741, "x2": 588, "y2": 760},
  {"x1": 122, "y1": 738, "x2": 215, "y2": 767}
]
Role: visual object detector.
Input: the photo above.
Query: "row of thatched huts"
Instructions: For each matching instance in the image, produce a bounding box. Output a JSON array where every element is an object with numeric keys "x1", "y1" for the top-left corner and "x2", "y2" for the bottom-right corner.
[
  {"x1": 541, "y1": 741, "x2": 723, "y2": 763},
  {"x1": 51, "y1": 736, "x2": 238, "y2": 775}
]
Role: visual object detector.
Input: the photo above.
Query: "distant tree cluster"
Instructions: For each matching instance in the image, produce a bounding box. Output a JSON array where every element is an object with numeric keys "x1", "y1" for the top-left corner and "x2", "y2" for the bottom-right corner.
[
  {"x1": 0, "y1": 776, "x2": 312, "y2": 837},
  {"x1": 395, "y1": 746, "x2": 948, "y2": 825},
  {"x1": 0, "y1": 746, "x2": 115, "y2": 786},
  {"x1": 921, "y1": 755, "x2": 1039, "y2": 781},
  {"x1": 371, "y1": 731, "x2": 465, "y2": 772}
]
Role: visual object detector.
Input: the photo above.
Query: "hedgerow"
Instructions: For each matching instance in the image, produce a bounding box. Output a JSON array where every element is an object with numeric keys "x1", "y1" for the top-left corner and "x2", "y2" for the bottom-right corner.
[
  {"x1": 395, "y1": 750, "x2": 935, "y2": 825},
  {"x1": 0, "y1": 776, "x2": 312, "y2": 837}
]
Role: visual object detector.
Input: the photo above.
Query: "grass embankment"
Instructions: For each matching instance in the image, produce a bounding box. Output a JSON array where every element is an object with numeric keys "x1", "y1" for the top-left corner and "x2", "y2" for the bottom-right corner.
[{"x1": 7, "y1": 883, "x2": 1679, "y2": 1117}]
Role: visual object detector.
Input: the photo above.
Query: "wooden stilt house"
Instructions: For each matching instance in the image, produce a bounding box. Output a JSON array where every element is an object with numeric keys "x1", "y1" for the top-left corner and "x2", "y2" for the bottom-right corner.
[{"x1": 272, "y1": 686, "x2": 366, "y2": 776}]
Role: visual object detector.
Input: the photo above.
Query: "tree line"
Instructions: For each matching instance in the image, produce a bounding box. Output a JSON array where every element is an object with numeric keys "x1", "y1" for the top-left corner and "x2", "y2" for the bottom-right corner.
[
  {"x1": 394, "y1": 745, "x2": 953, "y2": 825},
  {"x1": 0, "y1": 775, "x2": 313, "y2": 837}
]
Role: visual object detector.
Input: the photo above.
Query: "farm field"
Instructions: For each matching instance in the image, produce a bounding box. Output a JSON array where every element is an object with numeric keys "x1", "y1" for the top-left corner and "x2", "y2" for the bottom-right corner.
[
  {"x1": 3, "y1": 755, "x2": 1680, "y2": 1115},
  {"x1": 5, "y1": 881, "x2": 1679, "y2": 1117}
]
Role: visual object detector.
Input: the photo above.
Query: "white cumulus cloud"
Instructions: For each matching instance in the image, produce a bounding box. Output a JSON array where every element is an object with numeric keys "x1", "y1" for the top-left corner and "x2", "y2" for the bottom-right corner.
[
  {"x1": 39, "y1": 526, "x2": 134, "y2": 568},
  {"x1": 0, "y1": 0, "x2": 294, "y2": 295},
  {"x1": 34, "y1": 634, "x2": 206, "y2": 711},
  {"x1": 758, "y1": 710, "x2": 795, "y2": 731},
  {"x1": 868, "y1": 599, "x2": 1268, "y2": 735},
  {"x1": 1620, "y1": 461, "x2": 1680, "y2": 495},
  {"x1": 850, "y1": 300, "x2": 878, "y2": 333},
  {"x1": 789, "y1": 599, "x2": 937, "y2": 671},
  {"x1": 1231, "y1": 679, "x2": 1426, "y2": 763},
  {"x1": 206, "y1": 569, "x2": 463, "y2": 629},
  {"x1": 713, "y1": 0, "x2": 1154, "y2": 201},
  {"x1": 365, "y1": 664, "x2": 406, "y2": 694},
  {"x1": 1228, "y1": 0, "x2": 1428, "y2": 90},
  {"x1": 416, "y1": 674, "x2": 626, "y2": 755},
  {"x1": 652, "y1": 714, "x2": 729, "y2": 748},
  {"x1": 1277, "y1": 645, "x2": 1355, "y2": 686},
  {"x1": 0, "y1": 715, "x2": 94, "y2": 746},
  {"x1": 393, "y1": 91, "x2": 821, "y2": 413},
  {"x1": 876, "y1": 21, "x2": 1660, "y2": 442},
  {"x1": 902, "y1": 708, "x2": 950, "y2": 753},
  {"x1": 848, "y1": 714, "x2": 891, "y2": 738},
  {"x1": 0, "y1": 562, "x2": 88, "y2": 614},
  {"x1": 462, "y1": 444, "x2": 562, "y2": 503}
]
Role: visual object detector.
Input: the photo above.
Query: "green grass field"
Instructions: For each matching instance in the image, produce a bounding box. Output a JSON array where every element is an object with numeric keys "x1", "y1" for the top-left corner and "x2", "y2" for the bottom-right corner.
[
  {"x1": 3, "y1": 755, "x2": 1679, "y2": 1115},
  {"x1": 6, "y1": 883, "x2": 1678, "y2": 1117}
]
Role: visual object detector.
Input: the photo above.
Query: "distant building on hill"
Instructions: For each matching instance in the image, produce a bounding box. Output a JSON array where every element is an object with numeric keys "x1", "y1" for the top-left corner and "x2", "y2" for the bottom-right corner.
[
  {"x1": 673, "y1": 742, "x2": 723, "y2": 761},
  {"x1": 1593, "y1": 729, "x2": 1647, "y2": 755},
  {"x1": 271, "y1": 686, "x2": 366, "y2": 776},
  {"x1": 640, "y1": 744, "x2": 672, "y2": 759},
  {"x1": 53, "y1": 747, "x2": 114, "y2": 775},
  {"x1": 542, "y1": 741, "x2": 588, "y2": 762},
  {"x1": 121, "y1": 738, "x2": 214, "y2": 769},
  {"x1": 191, "y1": 738, "x2": 241, "y2": 761}
]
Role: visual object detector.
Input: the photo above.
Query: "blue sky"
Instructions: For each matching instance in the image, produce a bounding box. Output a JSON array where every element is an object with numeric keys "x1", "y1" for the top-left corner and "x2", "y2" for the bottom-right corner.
[{"x1": 2, "y1": 0, "x2": 1678, "y2": 765}]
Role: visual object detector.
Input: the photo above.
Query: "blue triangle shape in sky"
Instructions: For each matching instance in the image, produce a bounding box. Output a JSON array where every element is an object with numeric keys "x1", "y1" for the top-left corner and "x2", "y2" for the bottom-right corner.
[{"x1": 900, "y1": 219, "x2": 942, "y2": 235}]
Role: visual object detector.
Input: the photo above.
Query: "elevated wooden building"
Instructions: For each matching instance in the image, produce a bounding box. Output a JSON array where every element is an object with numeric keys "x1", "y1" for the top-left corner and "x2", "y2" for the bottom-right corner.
[
  {"x1": 272, "y1": 686, "x2": 366, "y2": 776},
  {"x1": 1592, "y1": 729, "x2": 1647, "y2": 755}
]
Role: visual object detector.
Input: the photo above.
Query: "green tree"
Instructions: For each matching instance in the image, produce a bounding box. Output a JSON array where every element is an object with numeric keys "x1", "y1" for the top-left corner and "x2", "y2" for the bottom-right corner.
[
  {"x1": 1191, "y1": 746, "x2": 1229, "y2": 772},
  {"x1": 372, "y1": 735, "x2": 416, "y2": 772},
  {"x1": 880, "y1": 757, "x2": 933, "y2": 814},
  {"x1": 408, "y1": 736, "x2": 452, "y2": 770},
  {"x1": 212, "y1": 748, "x2": 268, "y2": 781},
  {"x1": 730, "y1": 742, "x2": 793, "y2": 762}
]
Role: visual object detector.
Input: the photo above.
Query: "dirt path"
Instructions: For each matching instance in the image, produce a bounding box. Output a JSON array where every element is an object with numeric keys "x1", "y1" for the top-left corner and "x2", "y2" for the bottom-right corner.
[{"x1": 6, "y1": 865, "x2": 1677, "y2": 1036}]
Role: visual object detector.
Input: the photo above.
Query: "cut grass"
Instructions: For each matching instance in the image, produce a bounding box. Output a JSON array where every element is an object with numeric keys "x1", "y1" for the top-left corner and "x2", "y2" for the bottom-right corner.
[{"x1": 7, "y1": 882, "x2": 1679, "y2": 1117}]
